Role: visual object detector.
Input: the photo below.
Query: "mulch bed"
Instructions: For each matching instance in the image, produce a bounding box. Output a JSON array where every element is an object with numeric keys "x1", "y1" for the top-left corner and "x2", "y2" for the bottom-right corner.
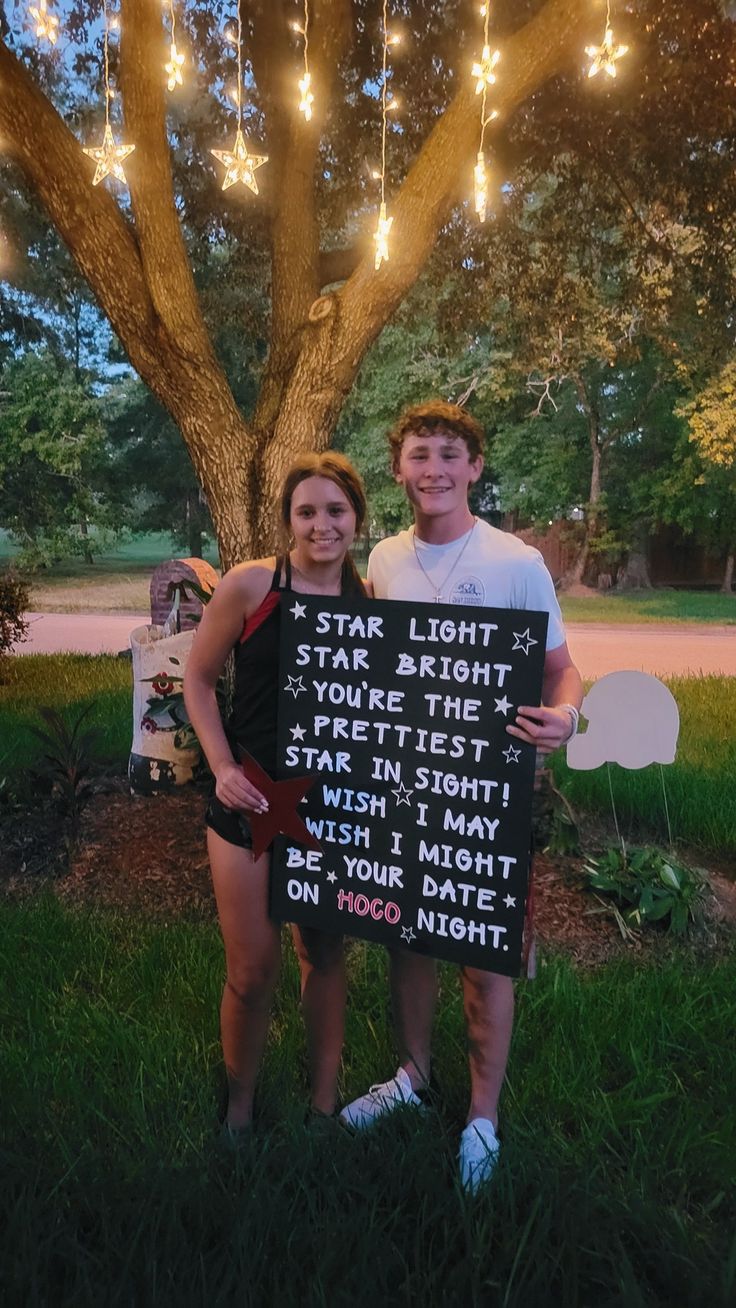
[
  {"x1": 56, "y1": 789, "x2": 736, "y2": 966},
  {"x1": 2, "y1": 786, "x2": 733, "y2": 968}
]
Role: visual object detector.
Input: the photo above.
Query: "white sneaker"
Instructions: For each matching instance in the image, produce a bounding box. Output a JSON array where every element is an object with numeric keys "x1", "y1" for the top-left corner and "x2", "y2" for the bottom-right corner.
[
  {"x1": 339, "y1": 1066, "x2": 424, "y2": 1131},
  {"x1": 458, "y1": 1117, "x2": 500, "y2": 1194}
]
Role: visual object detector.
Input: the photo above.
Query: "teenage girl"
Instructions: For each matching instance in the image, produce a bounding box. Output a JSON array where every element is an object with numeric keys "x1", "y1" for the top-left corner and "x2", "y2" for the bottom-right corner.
[{"x1": 184, "y1": 453, "x2": 367, "y2": 1134}]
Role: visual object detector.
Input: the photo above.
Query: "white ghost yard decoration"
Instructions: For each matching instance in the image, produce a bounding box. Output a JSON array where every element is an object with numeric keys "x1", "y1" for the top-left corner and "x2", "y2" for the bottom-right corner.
[{"x1": 567, "y1": 671, "x2": 680, "y2": 771}]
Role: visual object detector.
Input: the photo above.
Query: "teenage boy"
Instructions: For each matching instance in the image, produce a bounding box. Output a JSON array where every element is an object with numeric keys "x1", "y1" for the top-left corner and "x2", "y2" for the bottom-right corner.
[{"x1": 339, "y1": 401, "x2": 583, "y2": 1193}]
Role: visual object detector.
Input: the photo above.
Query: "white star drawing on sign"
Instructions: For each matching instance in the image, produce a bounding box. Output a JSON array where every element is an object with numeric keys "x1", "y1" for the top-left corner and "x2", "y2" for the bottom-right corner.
[
  {"x1": 326, "y1": 871, "x2": 338, "y2": 884},
  {"x1": 503, "y1": 894, "x2": 516, "y2": 909},
  {"x1": 494, "y1": 695, "x2": 513, "y2": 715},
  {"x1": 289, "y1": 601, "x2": 307, "y2": 620},
  {"x1": 502, "y1": 744, "x2": 521, "y2": 764},
  {"x1": 391, "y1": 781, "x2": 414, "y2": 806},
  {"x1": 512, "y1": 628, "x2": 538, "y2": 655},
  {"x1": 290, "y1": 724, "x2": 306, "y2": 741},
  {"x1": 284, "y1": 675, "x2": 307, "y2": 698},
  {"x1": 401, "y1": 926, "x2": 416, "y2": 944}
]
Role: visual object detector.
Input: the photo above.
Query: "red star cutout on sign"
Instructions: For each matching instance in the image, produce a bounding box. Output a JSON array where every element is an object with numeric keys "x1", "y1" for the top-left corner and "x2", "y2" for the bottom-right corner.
[{"x1": 238, "y1": 750, "x2": 322, "y2": 861}]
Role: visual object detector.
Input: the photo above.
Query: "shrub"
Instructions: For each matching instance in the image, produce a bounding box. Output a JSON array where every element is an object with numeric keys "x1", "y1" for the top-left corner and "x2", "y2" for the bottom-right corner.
[
  {"x1": 584, "y1": 845, "x2": 706, "y2": 938},
  {"x1": 0, "y1": 571, "x2": 30, "y2": 663}
]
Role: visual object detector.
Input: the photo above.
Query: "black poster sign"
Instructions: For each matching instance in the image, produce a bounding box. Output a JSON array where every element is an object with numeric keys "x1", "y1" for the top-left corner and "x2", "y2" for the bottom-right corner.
[{"x1": 271, "y1": 596, "x2": 548, "y2": 976}]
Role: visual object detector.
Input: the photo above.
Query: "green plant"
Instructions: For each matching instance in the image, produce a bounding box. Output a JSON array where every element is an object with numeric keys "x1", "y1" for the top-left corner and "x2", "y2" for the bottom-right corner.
[
  {"x1": 584, "y1": 845, "x2": 706, "y2": 938},
  {"x1": 28, "y1": 703, "x2": 102, "y2": 847},
  {"x1": 0, "y1": 570, "x2": 29, "y2": 663}
]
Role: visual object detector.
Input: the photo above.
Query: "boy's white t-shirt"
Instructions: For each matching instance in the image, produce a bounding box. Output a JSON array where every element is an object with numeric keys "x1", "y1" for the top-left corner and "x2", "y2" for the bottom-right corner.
[{"x1": 367, "y1": 519, "x2": 566, "y2": 652}]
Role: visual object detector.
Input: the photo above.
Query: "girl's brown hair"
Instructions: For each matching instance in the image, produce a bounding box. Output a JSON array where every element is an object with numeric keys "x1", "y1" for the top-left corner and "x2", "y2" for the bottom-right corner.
[{"x1": 280, "y1": 452, "x2": 367, "y2": 596}]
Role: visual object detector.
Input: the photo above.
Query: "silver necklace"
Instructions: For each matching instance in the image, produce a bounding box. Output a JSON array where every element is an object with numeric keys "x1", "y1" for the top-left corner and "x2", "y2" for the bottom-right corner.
[
  {"x1": 290, "y1": 557, "x2": 342, "y2": 595},
  {"x1": 411, "y1": 519, "x2": 477, "y2": 603}
]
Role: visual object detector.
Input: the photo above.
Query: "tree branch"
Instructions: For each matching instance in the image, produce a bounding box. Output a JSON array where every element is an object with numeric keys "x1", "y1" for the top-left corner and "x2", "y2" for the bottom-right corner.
[
  {"x1": 0, "y1": 38, "x2": 156, "y2": 352},
  {"x1": 119, "y1": 0, "x2": 218, "y2": 363},
  {"x1": 251, "y1": 0, "x2": 352, "y2": 437},
  {"x1": 266, "y1": 0, "x2": 592, "y2": 476}
]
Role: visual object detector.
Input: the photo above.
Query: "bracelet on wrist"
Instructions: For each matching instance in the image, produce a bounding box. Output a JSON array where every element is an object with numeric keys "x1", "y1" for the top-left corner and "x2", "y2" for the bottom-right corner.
[{"x1": 558, "y1": 703, "x2": 580, "y2": 742}]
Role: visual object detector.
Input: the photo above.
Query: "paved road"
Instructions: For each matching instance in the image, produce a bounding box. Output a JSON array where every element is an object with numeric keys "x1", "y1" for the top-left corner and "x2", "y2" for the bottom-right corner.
[{"x1": 14, "y1": 611, "x2": 735, "y2": 677}]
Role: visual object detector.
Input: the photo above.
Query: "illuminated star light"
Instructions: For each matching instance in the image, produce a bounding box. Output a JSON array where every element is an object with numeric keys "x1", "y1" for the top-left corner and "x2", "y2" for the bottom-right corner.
[
  {"x1": 474, "y1": 150, "x2": 488, "y2": 223},
  {"x1": 284, "y1": 674, "x2": 307, "y2": 698},
  {"x1": 401, "y1": 926, "x2": 416, "y2": 944},
  {"x1": 391, "y1": 781, "x2": 413, "y2": 806},
  {"x1": 298, "y1": 71, "x2": 314, "y2": 121},
  {"x1": 512, "y1": 628, "x2": 538, "y2": 655},
  {"x1": 502, "y1": 744, "x2": 522, "y2": 764},
  {"x1": 472, "y1": 44, "x2": 500, "y2": 95},
  {"x1": 374, "y1": 201, "x2": 393, "y2": 271},
  {"x1": 211, "y1": 128, "x2": 268, "y2": 193},
  {"x1": 586, "y1": 26, "x2": 628, "y2": 79},
  {"x1": 289, "y1": 601, "x2": 307, "y2": 620},
  {"x1": 166, "y1": 41, "x2": 185, "y2": 91},
  {"x1": 494, "y1": 695, "x2": 513, "y2": 716},
  {"x1": 83, "y1": 123, "x2": 135, "y2": 186},
  {"x1": 29, "y1": 0, "x2": 59, "y2": 45}
]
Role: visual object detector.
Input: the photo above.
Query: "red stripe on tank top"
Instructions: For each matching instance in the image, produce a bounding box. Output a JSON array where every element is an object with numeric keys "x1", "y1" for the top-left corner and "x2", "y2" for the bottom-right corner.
[{"x1": 239, "y1": 589, "x2": 281, "y2": 643}]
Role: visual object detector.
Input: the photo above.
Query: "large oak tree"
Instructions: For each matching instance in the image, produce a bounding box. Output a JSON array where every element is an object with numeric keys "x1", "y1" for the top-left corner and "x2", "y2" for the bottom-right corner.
[{"x1": 0, "y1": 0, "x2": 732, "y2": 566}]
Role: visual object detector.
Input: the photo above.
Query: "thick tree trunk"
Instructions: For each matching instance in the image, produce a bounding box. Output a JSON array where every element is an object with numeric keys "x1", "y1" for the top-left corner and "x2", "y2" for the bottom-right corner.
[
  {"x1": 722, "y1": 550, "x2": 735, "y2": 594},
  {"x1": 618, "y1": 551, "x2": 653, "y2": 590},
  {"x1": 617, "y1": 521, "x2": 653, "y2": 590},
  {"x1": 560, "y1": 380, "x2": 602, "y2": 590},
  {"x1": 0, "y1": 0, "x2": 591, "y2": 568}
]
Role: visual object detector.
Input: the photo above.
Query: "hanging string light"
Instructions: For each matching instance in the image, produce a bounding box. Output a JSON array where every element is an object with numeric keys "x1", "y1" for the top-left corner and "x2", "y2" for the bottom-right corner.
[
  {"x1": 165, "y1": 0, "x2": 185, "y2": 91},
  {"x1": 373, "y1": 1, "x2": 400, "y2": 271},
  {"x1": 83, "y1": 1, "x2": 135, "y2": 187},
  {"x1": 28, "y1": 0, "x2": 59, "y2": 46},
  {"x1": 586, "y1": 0, "x2": 628, "y2": 78},
  {"x1": 291, "y1": 1, "x2": 314, "y2": 122},
  {"x1": 472, "y1": 3, "x2": 499, "y2": 223},
  {"x1": 211, "y1": 8, "x2": 268, "y2": 193}
]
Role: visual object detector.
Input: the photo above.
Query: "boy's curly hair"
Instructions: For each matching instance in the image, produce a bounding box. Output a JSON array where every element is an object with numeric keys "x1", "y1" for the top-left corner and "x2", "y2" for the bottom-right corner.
[{"x1": 388, "y1": 401, "x2": 484, "y2": 470}]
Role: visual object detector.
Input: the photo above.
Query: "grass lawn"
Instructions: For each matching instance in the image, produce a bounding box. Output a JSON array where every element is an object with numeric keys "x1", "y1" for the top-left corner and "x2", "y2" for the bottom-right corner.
[
  {"x1": 551, "y1": 674, "x2": 736, "y2": 854},
  {"x1": 2, "y1": 530, "x2": 733, "y2": 620},
  {"x1": 0, "y1": 655, "x2": 132, "y2": 775},
  {"x1": 559, "y1": 590, "x2": 736, "y2": 626},
  {"x1": 1, "y1": 895, "x2": 734, "y2": 1306},
  {"x1": 2, "y1": 658, "x2": 734, "y2": 854},
  {"x1": 0, "y1": 531, "x2": 219, "y2": 614}
]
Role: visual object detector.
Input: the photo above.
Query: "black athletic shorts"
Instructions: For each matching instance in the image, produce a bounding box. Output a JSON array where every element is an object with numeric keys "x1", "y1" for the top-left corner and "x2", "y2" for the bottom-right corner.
[{"x1": 205, "y1": 794, "x2": 254, "y2": 850}]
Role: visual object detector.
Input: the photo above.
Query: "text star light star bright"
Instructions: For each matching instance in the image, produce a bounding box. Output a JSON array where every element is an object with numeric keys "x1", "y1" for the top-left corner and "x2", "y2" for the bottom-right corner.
[
  {"x1": 83, "y1": 123, "x2": 135, "y2": 186},
  {"x1": 472, "y1": 44, "x2": 500, "y2": 94},
  {"x1": 586, "y1": 26, "x2": 628, "y2": 78},
  {"x1": 211, "y1": 128, "x2": 268, "y2": 193},
  {"x1": 165, "y1": 41, "x2": 185, "y2": 91}
]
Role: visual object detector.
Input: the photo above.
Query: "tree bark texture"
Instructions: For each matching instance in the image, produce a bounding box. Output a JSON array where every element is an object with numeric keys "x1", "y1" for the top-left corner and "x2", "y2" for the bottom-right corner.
[
  {"x1": 722, "y1": 550, "x2": 735, "y2": 594},
  {"x1": 0, "y1": 0, "x2": 590, "y2": 565}
]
